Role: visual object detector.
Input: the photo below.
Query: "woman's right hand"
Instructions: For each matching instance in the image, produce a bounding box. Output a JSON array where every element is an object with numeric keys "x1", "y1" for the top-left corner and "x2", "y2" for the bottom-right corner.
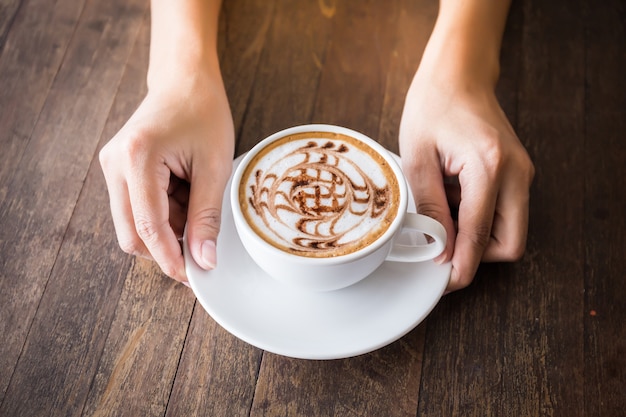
[{"x1": 99, "y1": 74, "x2": 234, "y2": 283}]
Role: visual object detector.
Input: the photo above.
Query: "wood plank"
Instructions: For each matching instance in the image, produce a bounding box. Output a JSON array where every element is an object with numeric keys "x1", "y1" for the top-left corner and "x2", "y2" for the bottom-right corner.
[
  {"x1": 0, "y1": 0, "x2": 620, "y2": 415},
  {"x1": 415, "y1": 3, "x2": 524, "y2": 415},
  {"x1": 218, "y1": 0, "x2": 277, "y2": 145},
  {"x1": 80, "y1": 260, "x2": 195, "y2": 417},
  {"x1": 508, "y1": 1, "x2": 586, "y2": 414},
  {"x1": 496, "y1": 0, "x2": 524, "y2": 125},
  {"x1": 310, "y1": 0, "x2": 399, "y2": 144},
  {"x1": 583, "y1": 0, "x2": 626, "y2": 414},
  {"x1": 0, "y1": 0, "x2": 84, "y2": 200},
  {"x1": 251, "y1": 327, "x2": 426, "y2": 417},
  {"x1": 165, "y1": 306, "x2": 264, "y2": 417},
  {"x1": 247, "y1": 1, "x2": 433, "y2": 416},
  {"x1": 163, "y1": 1, "x2": 278, "y2": 414},
  {"x1": 0, "y1": 0, "x2": 119, "y2": 402},
  {"x1": 235, "y1": 0, "x2": 332, "y2": 155},
  {"x1": 0, "y1": 0, "x2": 149, "y2": 414},
  {"x1": 417, "y1": 0, "x2": 588, "y2": 415},
  {"x1": 69, "y1": 14, "x2": 197, "y2": 417},
  {"x1": 0, "y1": 0, "x2": 22, "y2": 51},
  {"x1": 378, "y1": 0, "x2": 438, "y2": 154}
]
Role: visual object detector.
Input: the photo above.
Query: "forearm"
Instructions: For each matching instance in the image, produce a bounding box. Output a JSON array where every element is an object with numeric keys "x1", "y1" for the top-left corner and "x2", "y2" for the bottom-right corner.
[
  {"x1": 147, "y1": 0, "x2": 223, "y2": 93},
  {"x1": 420, "y1": 0, "x2": 511, "y2": 90}
]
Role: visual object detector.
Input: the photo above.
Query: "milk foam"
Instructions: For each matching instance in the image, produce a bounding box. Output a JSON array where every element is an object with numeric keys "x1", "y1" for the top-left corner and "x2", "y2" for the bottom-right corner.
[{"x1": 240, "y1": 132, "x2": 399, "y2": 257}]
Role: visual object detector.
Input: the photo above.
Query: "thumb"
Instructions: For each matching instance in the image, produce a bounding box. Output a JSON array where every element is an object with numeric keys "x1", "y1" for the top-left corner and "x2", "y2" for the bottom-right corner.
[
  {"x1": 401, "y1": 151, "x2": 456, "y2": 264},
  {"x1": 186, "y1": 161, "x2": 231, "y2": 270}
]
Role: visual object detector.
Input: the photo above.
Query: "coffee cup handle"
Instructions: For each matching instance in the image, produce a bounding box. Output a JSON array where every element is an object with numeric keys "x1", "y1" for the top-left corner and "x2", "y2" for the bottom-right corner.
[{"x1": 386, "y1": 213, "x2": 447, "y2": 262}]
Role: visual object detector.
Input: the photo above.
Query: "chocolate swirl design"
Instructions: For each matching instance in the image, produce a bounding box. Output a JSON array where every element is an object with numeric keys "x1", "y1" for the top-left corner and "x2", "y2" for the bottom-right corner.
[{"x1": 241, "y1": 134, "x2": 399, "y2": 257}]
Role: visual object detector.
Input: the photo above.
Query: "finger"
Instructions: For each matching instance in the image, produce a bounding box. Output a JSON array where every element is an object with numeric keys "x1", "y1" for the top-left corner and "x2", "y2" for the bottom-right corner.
[
  {"x1": 448, "y1": 166, "x2": 499, "y2": 291},
  {"x1": 186, "y1": 158, "x2": 232, "y2": 270},
  {"x1": 402, "y1": 149, "x2": 456, "y2": 264},
  {"x1": 482, "y1": 170, "x2": 531, "y2": 262},
  {"x1": 126, "y1": 160, "x2": 186, "y2": 281},
  {"x1": 100, "y1": 157, "x2": 152, "y2": 260}
]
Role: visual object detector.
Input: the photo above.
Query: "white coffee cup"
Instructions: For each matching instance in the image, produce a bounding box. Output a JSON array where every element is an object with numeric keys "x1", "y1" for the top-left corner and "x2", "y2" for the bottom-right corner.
[{"x1": 231, "y1": 124, "x2": 446, "y2": 291}]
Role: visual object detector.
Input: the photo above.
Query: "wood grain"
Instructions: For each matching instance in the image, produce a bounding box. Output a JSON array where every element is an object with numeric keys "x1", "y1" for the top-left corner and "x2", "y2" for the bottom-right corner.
[
  {"x1": 219, "y1": 0, "x2": 278, "y2": 146},
  {"x1": 310, "y1": 0, "x2": 399, "y2": 143},
  {"x1": 165, "y1": 1, "x2": 275, "y2": 414},
  {"x1": 235, "y1": 0, "x2": 332, "y2": 154},
  {"x1": 73, "y1": 13, "x2": 198, "y2": 417},
  {"x1": 378, "y1": 0, "x2": 438, "y2": 153},
  {"x1": 247, "y1": 1, "x2": 434, "y2": 416},
  {"x1": 0, "y1": 0, "x2": 22, "y2": 51},
  {"x1": 0, "y1": 0, "x2": 624, "y2": 415},
  {"x1": 583, "y1": 0, "x2": 626, "y2": 415},
  {"x1": 250, "y1": 327, "x2": 426, "y2": 417},
  {"x1": 417, "y1": 1, "x2": 603, "y2": 416},
  {"x1": 512, "y1": 2, "x2": 587, "y2": 414},
  {"x1": 165, "y1": 307, "x2": 263, "y2": 417},
  {"x1": 0, "y1": 0, "x2": 148, "y2": 414}
]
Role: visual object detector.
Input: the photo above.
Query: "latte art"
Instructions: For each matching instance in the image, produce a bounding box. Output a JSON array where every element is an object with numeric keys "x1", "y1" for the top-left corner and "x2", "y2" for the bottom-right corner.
[{"x1": 239, "y1": 132, "x2": 400, "y2": 257}]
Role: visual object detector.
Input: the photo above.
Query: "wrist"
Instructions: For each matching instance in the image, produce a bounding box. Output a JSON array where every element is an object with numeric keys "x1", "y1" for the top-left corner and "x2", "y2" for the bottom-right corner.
[
  {"x1": 146, "y1": 0, "x2": 222, "y2": 95},
  {"x1": 422, "y1": 32, "x2": 500, "y2": 91},
  {"x1": 417, "y1": 0, "x2": 510, "y2": 92},
  {"x1": 145, "y1": 69, "x2": 228, "y2": 118},
  {"x1": 147, "y1": 58, "x2": 222, "y2": 99}
]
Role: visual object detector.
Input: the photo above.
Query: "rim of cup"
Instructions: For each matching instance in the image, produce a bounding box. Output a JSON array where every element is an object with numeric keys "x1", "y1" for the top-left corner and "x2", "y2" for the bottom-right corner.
[{"x1": 231, "y1": 124, "x2": 409, "y2": 266}]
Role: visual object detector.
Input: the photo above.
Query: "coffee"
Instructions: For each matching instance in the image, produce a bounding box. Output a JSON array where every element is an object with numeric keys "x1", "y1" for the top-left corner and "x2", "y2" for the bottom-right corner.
[{"x1": 238, "y1": 131, "x2": 400, "y2": 258}]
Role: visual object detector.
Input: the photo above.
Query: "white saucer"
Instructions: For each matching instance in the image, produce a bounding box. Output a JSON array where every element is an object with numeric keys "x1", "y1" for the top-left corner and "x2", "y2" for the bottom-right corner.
[{"x1": 184, "y1": 155, "x2": 451, "y2": 360}]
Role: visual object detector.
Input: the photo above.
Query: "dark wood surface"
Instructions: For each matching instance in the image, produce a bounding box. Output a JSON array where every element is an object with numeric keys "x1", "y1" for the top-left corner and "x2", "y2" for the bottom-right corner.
[{"x1": 1, "y1": 0, "x2": 624, "y2": 416}]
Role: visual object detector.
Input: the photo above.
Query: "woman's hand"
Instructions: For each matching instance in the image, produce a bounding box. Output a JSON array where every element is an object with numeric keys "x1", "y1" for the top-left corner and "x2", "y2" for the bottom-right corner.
[
  {"x1": 399, "y1": 0, "x2": 534, "y2": 292},
  {"x1": 400, "y1": 75, "x2": 534, "y2": 292},
  {"x1": 99, "y1": 76, "x2": 234, "y2": 283}
]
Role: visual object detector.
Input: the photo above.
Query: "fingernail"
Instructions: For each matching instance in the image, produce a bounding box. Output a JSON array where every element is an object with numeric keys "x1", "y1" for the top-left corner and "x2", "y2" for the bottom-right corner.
[
  {"x1": 200, "y1": 240, "x2": 217, "y2": 270},
  {"x1": 434, "y1": 252, "x2": 446, "y2": 265},
  {"x1": 182, "y1": 281, "x2": 191, "y2": 288}
]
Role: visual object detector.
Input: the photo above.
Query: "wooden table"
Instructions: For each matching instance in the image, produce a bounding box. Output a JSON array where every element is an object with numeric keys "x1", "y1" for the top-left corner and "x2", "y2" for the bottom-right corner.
[{"x1": 1, "y1": 0, "x2": 624, "y2": 416}]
